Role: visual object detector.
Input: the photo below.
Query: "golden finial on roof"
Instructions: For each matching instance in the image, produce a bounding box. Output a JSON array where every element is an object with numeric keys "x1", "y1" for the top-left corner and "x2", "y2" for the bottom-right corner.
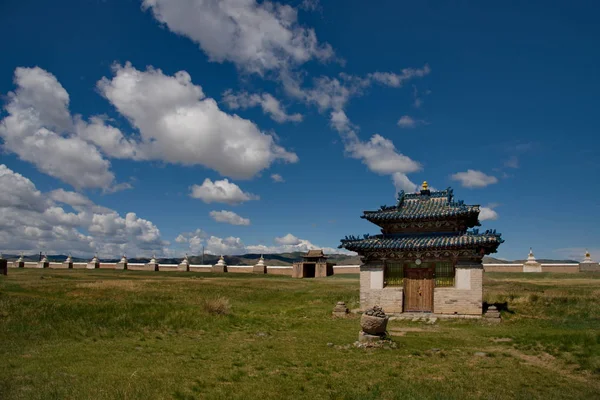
[
  {"x1": 585, "y1": 249, "x2": 590, "y2": 258},
  {"x1": 421, "y1": 181, "x2": 428, "y2": 190}
]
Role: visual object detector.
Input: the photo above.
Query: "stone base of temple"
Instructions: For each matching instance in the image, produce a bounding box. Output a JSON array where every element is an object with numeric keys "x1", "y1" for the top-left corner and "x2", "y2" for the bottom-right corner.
[
  {"x1": 63, "y1": 262, "x2": 73, "y2": 269},
  {"x1": 147, "y1": 263, "x2": 158, "y2": 271},
  {"x1": 115, "y1": 262, "x2": 127, "y2": 270},
  {"x1": 86, "y1": 262, "x2": 99, "y2": 269},
  {"x1": 37, "y1": 262, "x2": 49, "y2": 268}
]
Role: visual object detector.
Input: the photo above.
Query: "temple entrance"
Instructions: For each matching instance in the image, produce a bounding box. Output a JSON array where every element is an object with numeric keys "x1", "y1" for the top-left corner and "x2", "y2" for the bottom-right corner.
[
  {"x1": 404, "y1": 266, "x2": 434, "y2": 312},
  {"x1": 304, "y1": 263, "x2": 316, "y2": 278}
]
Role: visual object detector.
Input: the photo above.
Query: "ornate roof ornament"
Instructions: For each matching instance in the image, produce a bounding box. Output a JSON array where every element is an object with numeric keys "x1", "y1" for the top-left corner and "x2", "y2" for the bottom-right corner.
[
  {"x1": 256, "y1": 254, "x2": 265, "y2": 267},
  {"x1": 150, "y1": 253, "x2": 157, "y2": 264},
  {"x1": 583, "y1": 249, "x2": 593, "y2": 263},
  {"x1": 120, "y1": 254, "x2": 127, "y2": 263},
  {"x1": 17, "y1": 252, "x2": 24, "y2": 262},
  {"x1": 90, "y1": 253, "x2": 99, "y2": 263},
  {"x1": 65, "y1": 253, "x2": 72, "y2": 263}
]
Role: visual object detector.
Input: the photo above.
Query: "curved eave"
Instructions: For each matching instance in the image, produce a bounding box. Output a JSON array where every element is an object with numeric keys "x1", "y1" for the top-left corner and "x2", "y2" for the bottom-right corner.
[
  {"x1": 361, "y1": 209, "x2": 480, "y2": 223},
  {"x1": 339, "y1": 236, "x2": 503, "y2": 255}
]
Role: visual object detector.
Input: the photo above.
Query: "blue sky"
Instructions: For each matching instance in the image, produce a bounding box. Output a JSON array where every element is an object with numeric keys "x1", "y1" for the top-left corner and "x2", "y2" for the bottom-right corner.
[{"x1": 1, "y1": 0, "x2": 598, "y2": 260}]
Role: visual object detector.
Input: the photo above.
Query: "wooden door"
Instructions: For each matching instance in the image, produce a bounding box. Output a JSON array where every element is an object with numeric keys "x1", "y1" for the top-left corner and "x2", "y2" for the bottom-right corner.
[{"x1": 404, "y1": 266, "x2": 434, "y2": 312}]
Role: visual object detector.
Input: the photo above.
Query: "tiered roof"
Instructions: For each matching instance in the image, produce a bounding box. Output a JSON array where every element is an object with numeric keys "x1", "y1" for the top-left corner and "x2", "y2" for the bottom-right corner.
[
  {"x1": 339, "y1": 182, "x2": 503, "y2": 255},
  {"x1": 362, "y1": 187, "x2": 480, "y2": 228},
  {"x1": 340, "y1": 229, "x2": 503, "y2": 253}
]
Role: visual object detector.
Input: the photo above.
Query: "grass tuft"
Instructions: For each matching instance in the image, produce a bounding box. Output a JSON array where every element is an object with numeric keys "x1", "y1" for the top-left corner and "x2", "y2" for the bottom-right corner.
[{"x1": 202, "y1": 296, "x2": 231, "y2": 315}]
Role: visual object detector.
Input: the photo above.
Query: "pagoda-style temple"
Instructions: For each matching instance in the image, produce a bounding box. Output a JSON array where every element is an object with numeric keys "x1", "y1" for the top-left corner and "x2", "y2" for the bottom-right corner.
[{"x1": 339, "y1": 182, "x2": 503, "y2": 316}]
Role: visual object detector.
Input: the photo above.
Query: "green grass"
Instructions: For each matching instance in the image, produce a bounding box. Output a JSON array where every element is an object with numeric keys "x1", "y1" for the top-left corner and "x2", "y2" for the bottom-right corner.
[{"x1": 0, "y1": 270, "x2": 599, "y2": 399}]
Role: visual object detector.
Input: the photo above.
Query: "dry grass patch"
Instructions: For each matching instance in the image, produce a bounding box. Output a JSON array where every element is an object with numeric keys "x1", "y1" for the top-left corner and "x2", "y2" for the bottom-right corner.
[{"x1": 202, "y1": 296, "x2": 231, "y2": 315}]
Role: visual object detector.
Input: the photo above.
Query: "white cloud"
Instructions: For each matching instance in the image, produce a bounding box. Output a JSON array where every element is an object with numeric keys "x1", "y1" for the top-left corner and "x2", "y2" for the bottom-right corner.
[
  {"x1": 173, "y1": 229, "x2": 353, "y2": 256},
  {"x1": 368, "y1": 65, "x2": 431, "y2": 88},
  {"x1": 451, "y1": 169, "x2": 498, "y2": 188},
  {"x1": 504, "y1": 156, "x2": 519, "y2": 169},
  {"x1": 346, "y1": 134, "x2": 422, "y2": 176},
  {"x1": 141, "y1": 0, "x2": 334, "y2": 76},
  {"x1": 222, "y1": 90, "x2": 302, "y2": 123},
  {"x1": 0, "y1": 67, "x2": 120, "y2": 190},
  {"x1": 271, "y1": 173, "x2": 284, "y2": 183},
  {"x1": 479, "y1": 206, "x2": 499, "y2": 221},
  {"x1": 209, "y1": 210, "x2": 250, "y2": 226},
  {"x1": 0, "y1": 164, "x2": 167, "y2": 258},
  {"x1": 97, "y1": 63, "x2": 298, "y2": 179},
  {"x1": 397, "y1": 115, "x2": 428, "y2": 129},
  {"x1": 275, "y1": 233, "x2": 302, "y2": 245},
  {"x1": 300, "y1": 0, "x2": 321, "y2": 12},
  {"x1": 392, "y1": 172, "x2": 418, "y2": 193},
  {"x1": 190, "y1": 178, "x2": 259, "y2": 205}
]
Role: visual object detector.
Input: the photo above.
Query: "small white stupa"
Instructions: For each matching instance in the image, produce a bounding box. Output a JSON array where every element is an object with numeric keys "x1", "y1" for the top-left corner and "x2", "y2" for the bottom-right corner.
[
  {"x1": 37, "y1": 252, "x2": 49, "y2": 268},
  {"x1": 63, "y1": 253, "x2": 73, "y2": 269},
  {"x1": 148, "y1": 253, "x2": 159, "y2": 271},
  {"x1": 116, "y1": 254, "x2": 128, "y2": 270},
  {"x1": 523, "y1": 247, "x2": 542, "y2": 272},
  {"x1": 583, "y1": 249, "x2": 593, "y2": 263},
  {"x1": 178, "y1": 253, "x2": 190, "y2": 271},
  {"x1": 253, "y1": 254, "x2": 267, "y2": 274},
  {"x1": 213, "y1": 255, "x2": 227, "y2": 273},
  {"x1": 14, "y1": 252, "x2": 24, "y2": 268},
  {"x1": 87, "y1": 253, "x2": 100, "y2": 269}
]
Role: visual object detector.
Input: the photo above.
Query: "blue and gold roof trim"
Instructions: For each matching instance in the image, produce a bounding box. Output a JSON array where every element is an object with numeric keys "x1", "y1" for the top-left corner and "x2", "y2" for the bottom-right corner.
[
  {"x1": 362, "y1": 185, "x2": 479, "y2": 223},
  {"x1": 340, "y1": 230, "x2": 504, "y2": 253}
]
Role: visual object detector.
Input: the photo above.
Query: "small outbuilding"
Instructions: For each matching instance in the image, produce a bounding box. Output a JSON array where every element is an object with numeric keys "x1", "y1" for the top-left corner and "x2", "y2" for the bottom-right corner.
[
  {"x1": 339, "y1": 182, "x2": 503, "y2": 316},
  {"x1": 292, "y1": 249, "x2": 335, "y2": 278}
]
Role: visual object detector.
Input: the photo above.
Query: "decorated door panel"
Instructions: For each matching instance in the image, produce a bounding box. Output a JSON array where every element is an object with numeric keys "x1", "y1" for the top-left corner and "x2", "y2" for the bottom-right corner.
[{"x1": 404, "y1": 266, "x2": 434, "y2": 312}]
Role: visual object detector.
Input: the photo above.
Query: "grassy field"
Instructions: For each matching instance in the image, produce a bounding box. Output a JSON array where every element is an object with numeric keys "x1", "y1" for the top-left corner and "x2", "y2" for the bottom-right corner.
[{"x1": 0, "y1": 270, "x2": 599, "y2": 399}]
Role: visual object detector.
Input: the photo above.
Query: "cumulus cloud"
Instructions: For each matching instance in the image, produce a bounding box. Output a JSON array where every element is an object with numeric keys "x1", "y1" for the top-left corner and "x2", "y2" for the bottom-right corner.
[
  {"x1": 275, "y1": 233, "x2": 302, "y2": 245},
  {"x1": 0, "y1": 67, "x2": 120, "y2": 190},
  {"x1": 175, "y1": 230, "x2": 353, "y2": 255},
  {"x1": 222, "y1": 90, "x2": 302, "y2": 123},
  {"x1": 451, "y1": 170, "x2": 498, "y2": 188},
  {"x1": 141, "y1": 0, "x2": 335, "y2": 76},
  {"x1": 209, "y1": 210, "x2": 251, "y2": 226},
  {"x1": 368, "y1": 64, "x2": 431, "y2": 88},
  {"x1": 479, "y1": 206, "x2": 499, "y2": 221},
  {"x1": 0, "y1": 164, "x2": 167, "y2": 257},
  {"x1": 346, "y1": 134, "x2": 421, "y2": 176},
  {"x1": 397, "y1": 115, "x2": 428, "y2": 129},
  {"x1": 271, "y1": 173, "x2": 284, "y2": 183},
  {"x1": 97, "y1": 63, "x2": 298, "y2": 179},
  {"x1": 190, "y1": 178, "x2": 259, "y2": 205}
]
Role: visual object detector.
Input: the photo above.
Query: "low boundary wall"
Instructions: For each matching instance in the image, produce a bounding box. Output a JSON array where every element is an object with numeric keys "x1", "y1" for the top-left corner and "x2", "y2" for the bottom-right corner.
[{"x1": 8, "y1": 261, "x2": 597, "y2": 275}]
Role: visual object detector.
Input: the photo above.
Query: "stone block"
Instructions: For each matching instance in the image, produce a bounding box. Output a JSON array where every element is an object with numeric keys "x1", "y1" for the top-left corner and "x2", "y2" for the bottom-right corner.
[{"x1": 358, "y1": 331, "x2": 383, "y2": 343}]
